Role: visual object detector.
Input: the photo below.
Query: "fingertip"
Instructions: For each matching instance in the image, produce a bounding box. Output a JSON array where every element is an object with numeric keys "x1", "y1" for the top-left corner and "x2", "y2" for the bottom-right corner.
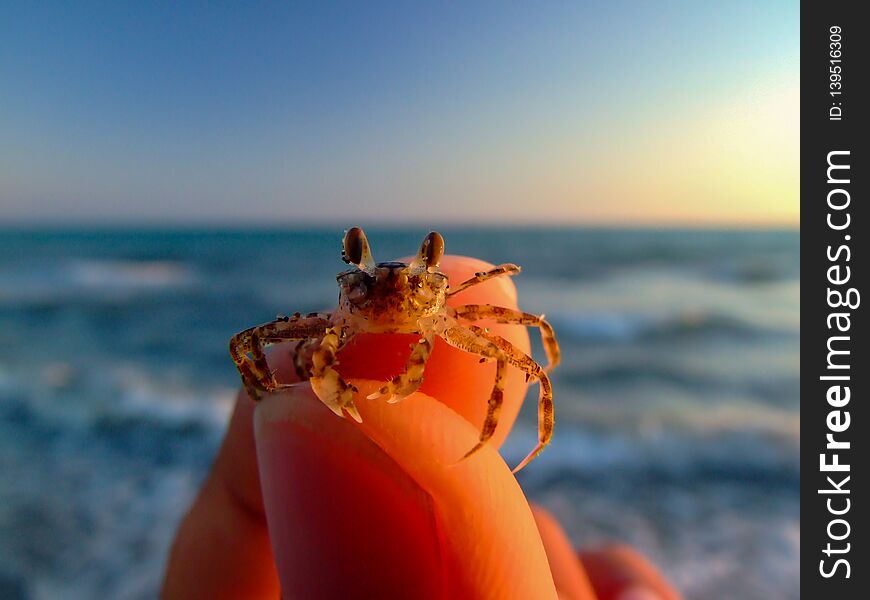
[
  {"x1": 439, "y1": 254, "x2": 520, "y2": 305},
  {"x1": 616, "y1": 587, "x2": 666, "y2": 600},
  {"x1": 579, "y1": 544, "x2": 682, "y2": 600},
  {"x1": 531, "y1": 505, "x2": 597, "y2": 600},
  {"x1": 255, "y1": 384, "x2": 445, "y2": 599},
  {"x1": 255, "y1": 383, "x2": 557, "y2": 600}
]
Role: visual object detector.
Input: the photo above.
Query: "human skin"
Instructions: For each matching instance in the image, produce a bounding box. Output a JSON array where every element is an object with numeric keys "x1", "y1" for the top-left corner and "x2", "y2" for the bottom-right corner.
[{"x1": 161, "y1": 256, "x2": 681, "y2": 600}]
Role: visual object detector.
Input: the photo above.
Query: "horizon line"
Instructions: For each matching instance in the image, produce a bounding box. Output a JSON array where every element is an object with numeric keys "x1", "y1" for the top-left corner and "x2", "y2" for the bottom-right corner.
[{"x1": 0, "y1": 218, "x2": 800, "y2": 233}]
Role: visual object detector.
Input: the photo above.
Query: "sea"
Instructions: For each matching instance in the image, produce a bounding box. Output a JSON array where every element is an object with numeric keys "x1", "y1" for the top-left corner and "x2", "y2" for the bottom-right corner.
[{"x1": 0, "y1": 227, "x2": 799, "y2": 600}]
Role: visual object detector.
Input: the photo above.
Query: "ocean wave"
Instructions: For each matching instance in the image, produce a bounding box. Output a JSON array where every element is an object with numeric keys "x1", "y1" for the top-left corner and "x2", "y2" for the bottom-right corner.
[
  {"x1": 111, "y1": 379, "x2": 235, "y2": 433},
  {"x1": 518, "y1": 265, "x2": 799, "y2": 339},
  {"x1": 505, "y1": 424, "x2": 799, "y2": 489},
  {"x1": 69, "y1": 259, "x2": 192, "y2": 288},
  {"x1": 559, "y1": 362, "x2": 799, "y2": 408},
  {"x1": 550, "y1": 310, "x2": 793, "y2": 343},
  {"x1": 0, "y1": 259, "x2": 197, "y2": 305},
  {"x1": 0, "y1": 362, "x2": 234, "y2": 437}
]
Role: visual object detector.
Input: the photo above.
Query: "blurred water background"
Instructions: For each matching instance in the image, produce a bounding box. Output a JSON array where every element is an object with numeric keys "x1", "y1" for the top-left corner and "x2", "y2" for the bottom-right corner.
[{"x1": 0, "y1": 227, "x2": 799, "y2": 600}]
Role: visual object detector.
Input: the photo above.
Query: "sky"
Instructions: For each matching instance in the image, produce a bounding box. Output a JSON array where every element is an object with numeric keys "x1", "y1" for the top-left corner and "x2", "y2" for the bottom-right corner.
[{"x1": 0, "y1": 1, "x2": 799, "y2": 227}]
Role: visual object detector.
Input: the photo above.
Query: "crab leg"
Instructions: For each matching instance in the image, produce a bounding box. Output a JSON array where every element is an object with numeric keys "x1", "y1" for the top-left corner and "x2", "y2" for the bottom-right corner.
[
  {"x1": 309, "y1": 328, "x2": 362, "y2": 423},
  {"x1": 367, "y1": 333, "x2": 436, "y2": 403},
  {"x1": 438, "y1": 325, "x2": 510, "y2": 461},
  {"x1": 229, "y1": 329, "x2": 274, "y2": 400},
  {"x1": 452, "y1": 304, "x2": 560, "y2": 372},
  {"x1": 466, "y1": 325, "x2": 554, "y2": 473},
  {"x1": 461, "y1": 355, "x2": 508, "y2": 460},
  {"x1": 229, "y1": 314, "x2": 329, "y2": 400},
  {"x1": 447, "y1": 263, "x2": 521, "y2": 297}
]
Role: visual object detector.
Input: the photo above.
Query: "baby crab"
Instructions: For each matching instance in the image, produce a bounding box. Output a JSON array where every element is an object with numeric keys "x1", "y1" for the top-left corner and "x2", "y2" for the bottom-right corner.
[{"x1": 229, "y1": 227, "x2": 560, "y2": 472}]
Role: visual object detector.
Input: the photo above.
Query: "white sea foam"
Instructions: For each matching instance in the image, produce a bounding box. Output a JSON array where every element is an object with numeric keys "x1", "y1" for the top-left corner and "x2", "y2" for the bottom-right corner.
[
  {"x1": 110, "y1": 365, "x2": 235, "y2": 430},
  {"x1": 0, "y1": 259, "x2": 197, "y2": 304},
  {"x1": 69, "y1": 259, "x2": 193, "y2": 289}
]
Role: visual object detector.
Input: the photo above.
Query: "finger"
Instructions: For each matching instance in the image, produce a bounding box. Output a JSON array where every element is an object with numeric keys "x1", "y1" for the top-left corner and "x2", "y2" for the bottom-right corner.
[
  {"x1": 255, "y1": 382, "x2": 556, "y2": 599},
  {"x1": 161, "y1": 392, "x2": 280, "y2": 599},
  {"x1": 162, "y1": 255, "x2": 532, "y2": 599},
  {"x1": 531, "y1": 505, "x2": 598, "y2": 600},
  {"x1": 531, "y1": 505, "x2": 683, "y2": 600},
  {"x1": 579, "y1": 545, "x2": 682, "y2": 600}
]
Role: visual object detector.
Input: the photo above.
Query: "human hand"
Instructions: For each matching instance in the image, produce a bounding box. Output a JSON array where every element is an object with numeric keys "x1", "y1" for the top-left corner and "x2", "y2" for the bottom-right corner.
[{"x1": 161, "y1": 255, "x2": 681, "y2": 600}]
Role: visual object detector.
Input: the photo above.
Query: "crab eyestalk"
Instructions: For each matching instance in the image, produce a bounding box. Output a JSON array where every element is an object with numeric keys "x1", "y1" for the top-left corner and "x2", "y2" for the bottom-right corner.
[
  {"x1": 410, "y1": 231, "x2": 445, "y2": 273},
  {"x1": 342, "y1": 226, "x2": 377, "y2": 275}
]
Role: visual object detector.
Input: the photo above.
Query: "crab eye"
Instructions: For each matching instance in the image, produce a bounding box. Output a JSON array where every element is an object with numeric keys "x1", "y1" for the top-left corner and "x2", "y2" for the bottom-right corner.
[
  {"x1": 420, "y1": 231, "x2": 445, "y2": 268},
  {"x1": 342, "y1": 226, "x2": 377, "y2": 274},
  {"x1": 342, "y1": 227, "x2": 365, "y2": 264}
]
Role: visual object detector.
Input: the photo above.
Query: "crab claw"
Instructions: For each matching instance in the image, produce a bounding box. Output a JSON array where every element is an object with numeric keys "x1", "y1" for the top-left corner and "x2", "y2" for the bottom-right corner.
[
  {"x1": 367, "y1": 381, "x2": 419, "y2": 404},
  {"x1": 310, "y1": 376, "x2": 363, "y2": 423},
  {"x1": 366, "y1": 385, "x2": 396, "y2": 403},
  {"x1": 343, "y1": 401, "x2": 363, "y2": 423},
  {"x1": 314, "y1": 390, "x2": 345, "y2": 419}
]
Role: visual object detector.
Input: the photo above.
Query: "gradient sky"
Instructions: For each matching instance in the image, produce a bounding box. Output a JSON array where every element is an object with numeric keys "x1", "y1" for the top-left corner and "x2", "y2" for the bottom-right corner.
[{"x1": 1, "y1": 1, "x2": 799, "y2": 226}]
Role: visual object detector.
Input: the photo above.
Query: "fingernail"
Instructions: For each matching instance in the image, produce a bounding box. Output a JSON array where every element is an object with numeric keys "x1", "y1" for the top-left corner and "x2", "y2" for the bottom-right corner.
[{"x1": 618, "y1": 586, "x2": 664, "y2": 600}]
